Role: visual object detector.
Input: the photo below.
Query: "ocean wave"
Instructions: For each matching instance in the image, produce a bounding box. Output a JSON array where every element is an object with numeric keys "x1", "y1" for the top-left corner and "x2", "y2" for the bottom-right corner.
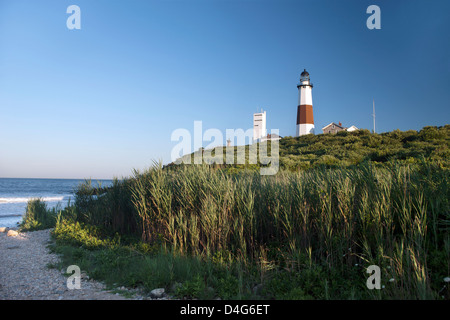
[
  {"x1": 0, "y1": 214, "x2": 23, "y2": 218},
  {"x1": 0, "y1": 196, "x2": 67, "y2": 204}
]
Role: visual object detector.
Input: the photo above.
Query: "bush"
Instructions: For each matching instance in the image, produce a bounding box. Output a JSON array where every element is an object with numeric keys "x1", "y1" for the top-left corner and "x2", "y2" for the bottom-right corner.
[{"x1": 19, "y1": 199, "x2": 57, "y2": 231}]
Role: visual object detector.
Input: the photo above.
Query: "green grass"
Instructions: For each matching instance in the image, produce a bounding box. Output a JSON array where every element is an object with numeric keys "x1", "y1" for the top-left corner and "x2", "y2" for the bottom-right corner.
[
  {"x1": 48, "y1": 228, "x2": 261, "y2": 299},
  {"x1": 41, "y1": 160, "x2": 448, "y2": 299},
  {"x1": 166, "y1": 125, "x2": 450, "y2": 171},
  {"x1": 22, "y1": 126, "x2": 450, "y2": 299},
  {"x1": 19, "y1": 198, "x2": 59, "y2": 231},
  {"x1": 277, "y1": 125, "x2": 450, "y2": 170}
]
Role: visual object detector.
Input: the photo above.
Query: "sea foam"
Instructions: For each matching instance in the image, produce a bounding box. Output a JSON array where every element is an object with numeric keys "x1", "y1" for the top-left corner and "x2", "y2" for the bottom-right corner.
[{"x1": 0, "y1": 196, "x2": 66, "y2": 204}]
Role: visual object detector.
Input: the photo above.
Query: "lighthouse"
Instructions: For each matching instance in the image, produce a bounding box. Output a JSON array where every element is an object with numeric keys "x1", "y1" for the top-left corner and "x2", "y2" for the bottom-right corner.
[{"x1": 296, "y1": 69, "x2": 315, "y2": 136}]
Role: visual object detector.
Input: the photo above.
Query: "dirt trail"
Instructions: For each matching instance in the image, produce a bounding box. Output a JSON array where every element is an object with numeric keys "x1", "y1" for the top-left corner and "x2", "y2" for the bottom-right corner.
[{"x1": 0, "y1": 229, "x2": 130, "y2": 300}]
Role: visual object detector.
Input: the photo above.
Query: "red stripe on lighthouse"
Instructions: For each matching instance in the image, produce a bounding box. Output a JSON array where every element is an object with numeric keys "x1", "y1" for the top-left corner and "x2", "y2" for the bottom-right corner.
[{"x1": 297, "y1": 105, "x2": 314, "y2": 125}]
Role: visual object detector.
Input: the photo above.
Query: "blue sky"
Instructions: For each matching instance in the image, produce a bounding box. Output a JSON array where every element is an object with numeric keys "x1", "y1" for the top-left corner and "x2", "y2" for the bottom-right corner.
[{"x1": 0, "y1": 0, "x2": 449, "y2": 179}]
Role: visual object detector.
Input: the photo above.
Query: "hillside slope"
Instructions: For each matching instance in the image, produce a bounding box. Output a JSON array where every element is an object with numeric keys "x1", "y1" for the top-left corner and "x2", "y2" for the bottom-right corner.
[
  {"x1": 279, "y1": 125, "x2": 449, "y2": 170},
  {"x1": 170, "y1": 125, "x2": 449, "y2": 171}
]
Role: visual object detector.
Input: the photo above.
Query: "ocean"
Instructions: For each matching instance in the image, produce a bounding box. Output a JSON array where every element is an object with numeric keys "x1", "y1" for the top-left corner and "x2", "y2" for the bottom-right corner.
[{"x1": 0, "y1": 178, "x2": 113, "y2": 228}]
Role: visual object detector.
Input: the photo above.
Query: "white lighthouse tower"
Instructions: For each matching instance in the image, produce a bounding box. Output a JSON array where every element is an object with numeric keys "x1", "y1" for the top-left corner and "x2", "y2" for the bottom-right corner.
[{"x1": 296, "y1": 69, "x2": 315, "y2": 136}]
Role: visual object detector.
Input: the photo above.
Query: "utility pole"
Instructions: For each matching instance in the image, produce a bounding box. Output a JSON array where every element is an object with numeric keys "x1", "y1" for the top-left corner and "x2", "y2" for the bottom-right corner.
[{"x1": 372, "y1": 99, "x2": 376, "y2": 133}]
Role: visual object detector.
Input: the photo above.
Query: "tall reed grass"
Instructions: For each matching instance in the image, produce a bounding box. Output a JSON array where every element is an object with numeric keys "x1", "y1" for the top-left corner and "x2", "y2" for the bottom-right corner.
[
  {"x1": 62, "y1": 161, "x2": 449, "y2": 299},
  {"x1": 19, "y1": 198, "x2": 59, "y2": 231}
]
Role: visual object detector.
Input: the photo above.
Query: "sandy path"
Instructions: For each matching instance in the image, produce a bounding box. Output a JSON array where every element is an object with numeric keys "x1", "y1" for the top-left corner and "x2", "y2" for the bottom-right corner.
[{"x1": 0, "y1": 228, "x2": 133, "y2": 300}]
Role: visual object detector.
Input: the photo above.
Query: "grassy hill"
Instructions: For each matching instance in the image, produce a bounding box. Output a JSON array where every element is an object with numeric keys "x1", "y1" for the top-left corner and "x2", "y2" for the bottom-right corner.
[
  {"x1": 170, "y1": 125, "x2": 450, "y2": 171},
  {"x1": 279, "y1": 125, "x2": 449, "y2": 170}
]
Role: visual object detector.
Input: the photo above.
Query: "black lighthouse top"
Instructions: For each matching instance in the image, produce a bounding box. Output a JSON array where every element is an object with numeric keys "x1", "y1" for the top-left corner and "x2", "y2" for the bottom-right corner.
[
  {"x1": 298, "y1": 69, "x2": 313, "y2": 88},
  {"x1": 300, "y1": 69, "x2": 310, "y2": 82}
]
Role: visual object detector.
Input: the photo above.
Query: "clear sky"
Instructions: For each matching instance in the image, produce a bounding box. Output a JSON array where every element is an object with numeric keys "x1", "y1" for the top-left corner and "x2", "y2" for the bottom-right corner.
[{"x1": 0, "y1": 0, "x2": 449, "y2": 179}]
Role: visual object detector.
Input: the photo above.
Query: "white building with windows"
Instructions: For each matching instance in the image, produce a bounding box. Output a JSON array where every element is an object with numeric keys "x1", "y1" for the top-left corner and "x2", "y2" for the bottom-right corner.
[{"x1": 253, "y1": 110, "x2": 267, "y2": 142}]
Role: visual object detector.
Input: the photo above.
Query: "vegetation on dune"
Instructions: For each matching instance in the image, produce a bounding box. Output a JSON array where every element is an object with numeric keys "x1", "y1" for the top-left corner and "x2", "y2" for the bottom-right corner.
[
  {"x1": 170, "y1": 125, "x2": 449, "y2": 171},
  {"x1": 20, "y1": 126, "x2": 450, "y2": 300},
  {"x1": 278, "y1": 125, "x2": 449, "y2": 170},
  {"x1": 19, "y1": 198, "x2": 59, "y2": 231}
]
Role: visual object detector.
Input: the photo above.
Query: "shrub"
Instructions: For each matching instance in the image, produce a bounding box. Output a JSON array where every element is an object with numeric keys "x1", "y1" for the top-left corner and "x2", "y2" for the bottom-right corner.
[{"x1": 19, "y1": 199, "x2": 57, "y2": 231}]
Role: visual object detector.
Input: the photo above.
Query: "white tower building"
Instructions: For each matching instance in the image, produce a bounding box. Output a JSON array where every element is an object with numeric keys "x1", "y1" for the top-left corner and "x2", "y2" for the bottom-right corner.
[
  {"x1": 296, "y1": 69, "x2": 315, "y2": 136},
  {"x1": 253, "y1": 110, "x2": 266, "y2": 142}
]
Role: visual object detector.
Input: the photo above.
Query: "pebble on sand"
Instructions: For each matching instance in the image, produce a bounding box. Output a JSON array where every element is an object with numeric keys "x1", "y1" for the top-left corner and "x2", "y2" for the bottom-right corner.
[
  {"x1": 150, "y1": 288, "x2": 165, "y2": 299},
  {"x1": 7, "y1": 230, "x2": 19, "y2": 237}
]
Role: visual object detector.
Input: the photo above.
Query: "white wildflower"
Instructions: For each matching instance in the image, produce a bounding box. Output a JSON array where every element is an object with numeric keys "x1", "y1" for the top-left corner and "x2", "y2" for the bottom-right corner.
[{"x1": 444, "y1": 277, "x2": 450, "y2": 283}]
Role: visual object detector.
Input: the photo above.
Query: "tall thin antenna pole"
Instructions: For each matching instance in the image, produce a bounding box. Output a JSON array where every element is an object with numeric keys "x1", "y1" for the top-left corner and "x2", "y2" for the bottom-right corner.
[{"x1": 372, "y1": 99, "x2": 376, "y2": 133}]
